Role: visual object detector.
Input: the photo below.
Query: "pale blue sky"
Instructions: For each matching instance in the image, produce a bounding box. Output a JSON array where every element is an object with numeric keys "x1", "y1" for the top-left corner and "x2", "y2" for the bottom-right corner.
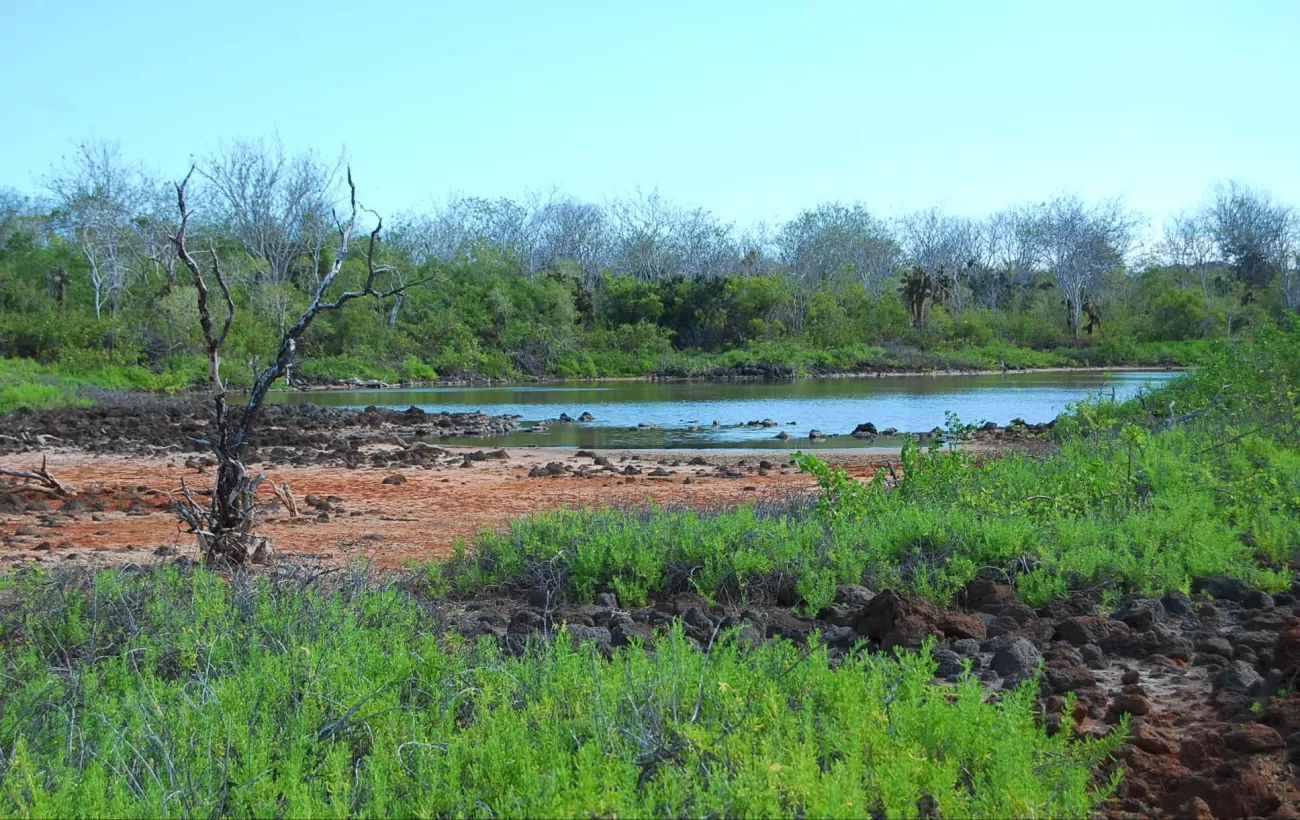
[{"x1": 2, "y1": 0, "x2": 1296, "y2": 225}]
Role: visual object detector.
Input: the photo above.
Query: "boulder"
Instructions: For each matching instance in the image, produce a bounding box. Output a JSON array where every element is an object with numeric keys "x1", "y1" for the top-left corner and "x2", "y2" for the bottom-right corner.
[
  {"x1": 991, "y1": 638, "x2": 1042, "y2": 678},
  {"x1": 855, "y1": 590, "x2": 941, "y2": 651},
  {"x1": 962, "y1": 578, "x2": 1013, "y2": 611},
  {"x1": 1215, "y1": 660, "x2": 1263, "y2": 694},
  {"x1": 936, "y1": 612, "x2": 988, "y2": 641},
  {"x1": 834, "y1": 584, "x2": 876, "y2": 608},
  {"x1": 1190, "y1": 575, "x2": 1257, "y2": 603}
]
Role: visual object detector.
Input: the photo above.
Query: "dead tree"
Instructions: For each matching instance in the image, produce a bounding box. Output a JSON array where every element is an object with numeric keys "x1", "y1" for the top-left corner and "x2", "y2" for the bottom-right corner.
[
  {"x1": 169, "y1": 165, "x2": 422, "y2": 565},
  {"x1": 0, "y1": 456, "x2": 68, "y2": 498}
]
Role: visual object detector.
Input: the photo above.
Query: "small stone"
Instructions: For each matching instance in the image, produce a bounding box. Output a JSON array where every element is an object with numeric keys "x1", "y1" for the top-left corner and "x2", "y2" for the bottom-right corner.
[
  {"x1": 936, "y1": 612, "x2": 987, "y2": 641},
  {"x1": 1195, "y1": 636, "x2": 1233, "y2": 659},
  {"x1": 381, "y1": 474, "x2": 407, "y2": 485},
  {"x1": 1171, "y1": 797, "x2": 1214, "y2": 820},
  {"x1": 1132, "y1": 723, "x2": 1175, "y2": 755},
  {"x1": 1055, "y1": 616, "x2": 1127, "y2": 647},
  {"x1": 963, "y1": 578, "x2": 1013, "y2": 611},
  {"x1": 932, "y1": 649, "x2": 965, "y2": 679},
  {"x1": 1161, "y1": 589, "x2": 1194, "y2": 616},
  {"x1": 1216, "y1": 660, "x2": 1263, "y2": 694},
  {"x1": 951, "y1": 638, "x2": 980, "y2": 656},
  {"x1": 1121, "y1": 668, "x2": 1140, "y2": 685},
  {"x1": 1109, "y1": 692, "x2": 1150, "y2": 718},
  {"x1": 1044, "y1": 665, "x2": 1096, "y2": 693},
  {"x1": 834, "y1": 585, "x2": 875, "y2": 607},
  {"x1": 594, "y1": 592, "x2": 618, "y2": 609},
  {"x1": 1191, "y1": 575, "x2": 1255, "y2": 602},
  {"x1": 1223, "y1": 724, "x2": 1283, "y2": 755},
  {"x1": 991, "y1": 638, "x2": 1041, "y2": 678},
  {"x1": 1242, "y1": 589, "x2": 1275, "y2": 610}
]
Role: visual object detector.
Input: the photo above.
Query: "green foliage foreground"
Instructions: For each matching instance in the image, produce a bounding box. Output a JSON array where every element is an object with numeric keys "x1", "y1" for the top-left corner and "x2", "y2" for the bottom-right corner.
[
  {"x1": 0, "y1": 568, "x2": 1122, "y2": 819},
  {"x1": 441, "y1": 323, "x2": 1300, "y2": 612}
]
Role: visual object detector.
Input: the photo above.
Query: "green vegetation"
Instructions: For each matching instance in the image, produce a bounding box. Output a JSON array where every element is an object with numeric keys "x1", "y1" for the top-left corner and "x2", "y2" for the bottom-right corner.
[
  {"x1": 0, "y1": 357, "x2": 203, "y2": 414},
  {"x1": 0, "y1": 566, "x2": 1123, "y2": 818},
  {"x1": 438, "y1": 323, "x2": 1300, "y2": 613},
  {"x1": 3, "y1": 142, "x2": 1293, "y2": 411}
]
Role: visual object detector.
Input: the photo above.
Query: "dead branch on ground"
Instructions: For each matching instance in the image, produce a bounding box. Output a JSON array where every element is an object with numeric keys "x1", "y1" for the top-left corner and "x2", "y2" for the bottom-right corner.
[{"x1": 0, "y1": 457, "x2": 69, "y2": 496}]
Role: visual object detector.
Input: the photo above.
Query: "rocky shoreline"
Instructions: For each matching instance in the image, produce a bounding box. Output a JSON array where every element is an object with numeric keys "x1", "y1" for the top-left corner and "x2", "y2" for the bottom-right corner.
[{"x1": 0, "y1": 398, "x2": 518, "y2": 462}]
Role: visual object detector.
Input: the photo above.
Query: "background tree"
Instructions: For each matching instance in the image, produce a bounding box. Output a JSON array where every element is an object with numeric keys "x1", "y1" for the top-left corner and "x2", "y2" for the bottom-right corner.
[
  {"x1": 1160, "y1": 208, "x2": 1220, "y2": 316},
  {"x1": 1031, "y1": 194, "x2": 1136, "y2": 340},
  {"x1": 44, "y1": 139, "x2": 152, "y2": 319},
  {"x1": 776, "y1": 202, "x2": 899, "y2": 330},
  {"x1": 898, "y1": 208, "x2": 982, "y2": 313},
  {"x1": 201, "y1": 137, "x2": 341, "y2": 288}
]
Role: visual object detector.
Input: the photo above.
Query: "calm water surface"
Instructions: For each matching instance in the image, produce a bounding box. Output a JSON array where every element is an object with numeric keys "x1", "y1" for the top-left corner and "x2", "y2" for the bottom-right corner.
[{"x1": 268, "y1": 371, "x2": 1178, "y2": 450}]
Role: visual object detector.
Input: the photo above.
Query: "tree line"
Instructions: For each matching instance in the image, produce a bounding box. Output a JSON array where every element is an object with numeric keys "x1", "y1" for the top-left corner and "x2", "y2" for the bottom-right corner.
[{"x1": 0, "y1": 137, "x2": 1296, "y2": 383}]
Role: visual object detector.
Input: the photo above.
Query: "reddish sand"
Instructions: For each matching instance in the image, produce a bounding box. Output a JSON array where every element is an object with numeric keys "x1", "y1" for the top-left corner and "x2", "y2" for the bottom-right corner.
[{"x1": 1, "y1": 447, "x2": 900, "y2": 570}]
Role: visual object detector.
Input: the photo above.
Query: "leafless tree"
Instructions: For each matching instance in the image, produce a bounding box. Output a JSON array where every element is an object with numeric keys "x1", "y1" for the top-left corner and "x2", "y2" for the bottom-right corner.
[
  {"x1": 1030, "y1": 195, "x2": 1136, "y2": 340},
  {"x1": 44, "y1": 139, "x2": 152, "y2": 319},
  {"x1": 605, "y1": 189, "x2": 679, "y2": 281},
  {"x1": 1279, "y1": 209, "x2": 1300, "y2": 312},
  {"x1": 0, "y1": 187, "x2": 35, "y2": 248},
  {"x1": 736, "y1": 221, "x2": 781, "y2": 278},
  {"x1": 898, "y1": 208, "x2": 983, "y2": 312},
  {"x1": 776, "y1": 202, "x2": 899, "y2": 330},
  {"x1": 1201, "y1": 181, "x2": 1298, "y2": 311},
  {"x1": 977, "y1": 207, "x2": 1040, "y2": 310},
  {"x1": 133, "y1": 182, "x2": 186, "y2": 296},
  {"x1": 201, "y1": 137, "x2": 341, "y2": 287},
  {"x1": 777, "y1": 203, "x2": 898, "y2": 291},
  {"x1": 169, "y1": 166, "x2": 427, "y2": 565},
  {"x1": 528, "y1": 195, "x2": 608, "y2": 284},
  {"x1": 1160, "y1": 209, "x2": 1220, "y2": 309},
  {"x1": 390, "y1": 193, "x2": 540, "y2": 274}
]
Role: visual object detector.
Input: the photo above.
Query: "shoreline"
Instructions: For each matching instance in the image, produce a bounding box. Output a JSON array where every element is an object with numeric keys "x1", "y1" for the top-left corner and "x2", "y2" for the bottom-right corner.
[{"x1": 285, "y1": 363, "x2": 1187, "y2": 393}]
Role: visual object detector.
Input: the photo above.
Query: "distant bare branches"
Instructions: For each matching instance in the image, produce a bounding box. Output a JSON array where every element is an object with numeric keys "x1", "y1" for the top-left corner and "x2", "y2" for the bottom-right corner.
[{"x1": 201, "y1": 136, "x2": 341, "y2": 287}]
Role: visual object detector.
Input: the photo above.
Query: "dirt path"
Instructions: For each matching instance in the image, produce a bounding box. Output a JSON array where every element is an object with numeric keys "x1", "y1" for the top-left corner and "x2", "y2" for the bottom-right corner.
[{"x1": 0, "y1": 446, "x2": 899, "y2": 571}]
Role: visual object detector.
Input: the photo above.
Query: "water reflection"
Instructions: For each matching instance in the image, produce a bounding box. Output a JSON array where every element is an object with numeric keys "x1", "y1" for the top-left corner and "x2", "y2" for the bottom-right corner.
[{"x1": 267, "y1": 371, "x2": 1178, "y2": 450}]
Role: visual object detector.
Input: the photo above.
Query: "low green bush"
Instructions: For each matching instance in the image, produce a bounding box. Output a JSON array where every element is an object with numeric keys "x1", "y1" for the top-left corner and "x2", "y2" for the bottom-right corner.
[{"x1": 0, "y1": 567, "x2": 1124, "y2": 818}]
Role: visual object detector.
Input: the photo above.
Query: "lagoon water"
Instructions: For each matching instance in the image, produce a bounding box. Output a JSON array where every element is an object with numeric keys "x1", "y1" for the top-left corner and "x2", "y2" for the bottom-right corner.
[{"x1": 267, "y1": 370, "x2": 1179, "y2": 450}]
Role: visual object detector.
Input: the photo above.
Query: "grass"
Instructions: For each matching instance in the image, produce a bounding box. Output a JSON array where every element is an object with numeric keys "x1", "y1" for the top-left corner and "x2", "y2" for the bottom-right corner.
[
  {"x1": 0, "y1": 567, "x2": 1124, "y2": 818},
  {"x1": 0, "y1": 357, "x2": 207, "y2": 414}
]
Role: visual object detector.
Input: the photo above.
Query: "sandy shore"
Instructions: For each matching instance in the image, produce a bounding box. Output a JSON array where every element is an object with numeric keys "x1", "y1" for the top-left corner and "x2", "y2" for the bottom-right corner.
[{"x1": 0, "y1": 446, "x2": 904, "y2": 571}]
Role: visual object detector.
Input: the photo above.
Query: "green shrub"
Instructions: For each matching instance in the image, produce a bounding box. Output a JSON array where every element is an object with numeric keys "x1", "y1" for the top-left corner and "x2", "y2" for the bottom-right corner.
[
  {"x1": 0, "y1": 567, "x2": 1125, "y2": 818},
  {"x1": 399, "y1": 354, "x2": 438, "y2": 382}
]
